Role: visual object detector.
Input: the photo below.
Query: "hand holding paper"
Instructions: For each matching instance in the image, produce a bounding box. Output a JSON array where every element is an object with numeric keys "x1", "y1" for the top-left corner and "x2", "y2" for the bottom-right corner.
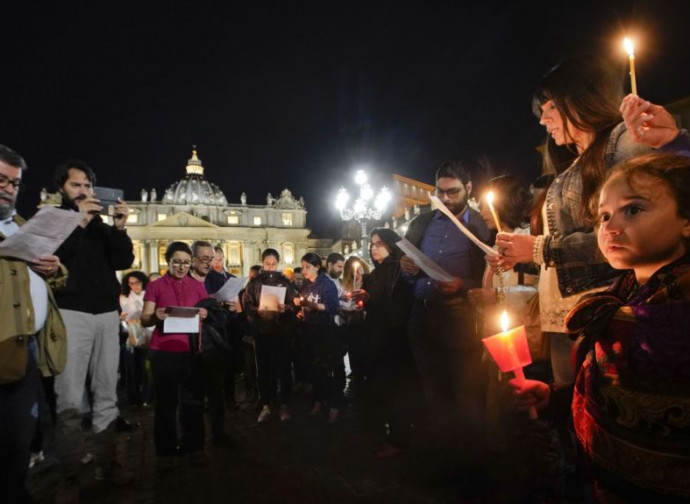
[{"x1": 429, "y1": 195, "x2": 497, "y2": 256}]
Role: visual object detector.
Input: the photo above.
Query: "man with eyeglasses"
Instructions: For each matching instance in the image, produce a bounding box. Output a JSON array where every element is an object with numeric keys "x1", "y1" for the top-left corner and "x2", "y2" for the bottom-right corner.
[
  {"x1": 51, "y1": 159, "x2": 134, "y2": 489},
  {"x1": 189, "y1": 240, "x2": 237, "y2": 447},
  {"x1": 0, "y1": 145, "x2": 68, "y2": 502},
  {"x1": 400, "y1": 161, "x2": 490, "y2": 494}
]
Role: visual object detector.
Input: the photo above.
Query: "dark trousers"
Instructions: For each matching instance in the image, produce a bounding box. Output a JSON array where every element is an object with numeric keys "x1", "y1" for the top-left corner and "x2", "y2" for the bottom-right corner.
[
  {"x1": 123, "y1": 347, "x2": 152, "y2": 405},
  {"x1": 306, "y1": 324, "x2": 345, "y2": 409},
  {"x1": 407, "y1": 299, "x2": 487, "y2": 470},
  {"x1": 255, "y1": 333, "x2": 292, "y2": 406},
  {"x1": 0, "y1": 344, "x2": 39, "y2": 504},
  {"x1": 149, "y1": 350, "x2": 205, "y2": 456},
  {"x1": 201, "y1": 349, "x2": 229, "y2": 437},
  {"x1": 363, "y1": 342, "x2": 422, "y2": 448}
]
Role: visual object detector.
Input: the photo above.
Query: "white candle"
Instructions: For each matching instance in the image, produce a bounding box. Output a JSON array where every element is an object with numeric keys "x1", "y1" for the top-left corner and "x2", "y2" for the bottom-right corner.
[{"x1": 624, "y1": 37, "x2": 638, "y2": 95}]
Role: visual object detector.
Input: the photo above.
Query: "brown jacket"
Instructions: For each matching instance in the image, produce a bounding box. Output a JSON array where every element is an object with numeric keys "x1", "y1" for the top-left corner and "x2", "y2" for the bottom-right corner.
[{"x1": 0, "y1": 214, "x2": 68, "y2": 378}]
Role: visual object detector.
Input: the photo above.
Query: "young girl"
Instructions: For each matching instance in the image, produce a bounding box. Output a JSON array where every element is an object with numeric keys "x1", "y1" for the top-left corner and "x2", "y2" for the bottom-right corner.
[{"x1": 512, "y1": 153, "x2": 690, "y2": 503}]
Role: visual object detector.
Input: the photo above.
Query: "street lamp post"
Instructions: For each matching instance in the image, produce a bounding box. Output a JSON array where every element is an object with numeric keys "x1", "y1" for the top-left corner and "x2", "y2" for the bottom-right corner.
[{"x1": 335, "y1": 169, "x2": 392, "y2": 255}]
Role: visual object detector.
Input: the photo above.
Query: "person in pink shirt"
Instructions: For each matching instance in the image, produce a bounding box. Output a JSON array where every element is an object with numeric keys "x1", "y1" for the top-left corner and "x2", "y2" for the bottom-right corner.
[{"x1": 141, "y1": 241, "x2": 209, "y2": 467}]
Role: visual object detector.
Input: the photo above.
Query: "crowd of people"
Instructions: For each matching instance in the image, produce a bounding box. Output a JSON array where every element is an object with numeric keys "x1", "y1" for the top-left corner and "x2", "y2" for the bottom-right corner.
[{"x1": 2, "y1": 53, "x2": 690, "y2": 504}]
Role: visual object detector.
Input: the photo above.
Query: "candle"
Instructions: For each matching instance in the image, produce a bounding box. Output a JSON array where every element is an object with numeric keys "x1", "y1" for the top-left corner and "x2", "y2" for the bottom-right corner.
[
  {"x1": 485, "y1": 191, "x2": 502, "y2": 233},
  {"x1": 482, "y1": 311, "x2": 537, "y2": 419},
  {"x1": 623, "y1": 37, "x2": 638, "y2": 95},
  {"x1": 351, "y1": 261, "x2": 359, "y2": 290}
]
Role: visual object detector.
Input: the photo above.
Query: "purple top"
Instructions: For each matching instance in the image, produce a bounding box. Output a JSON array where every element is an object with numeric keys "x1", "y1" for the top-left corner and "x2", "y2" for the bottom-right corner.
[{"x1": 144, "y1": 274, "x2": 208, "y2": 353}]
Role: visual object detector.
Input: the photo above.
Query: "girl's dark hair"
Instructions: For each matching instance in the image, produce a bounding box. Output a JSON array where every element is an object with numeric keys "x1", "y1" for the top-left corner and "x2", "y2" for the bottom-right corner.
[
  {"x1": 598, "y1": 153, "x2": 690, "y2": 223},
  {"x1": 262, "y1": 248, "x2": 280, "y2": 261},
  {"x1": 484, "y1": 175, "x2": 532, "y2": 230},
  {"x1": 369, "y1": 227, "x2": 404, "y2": 261},
  {"x1": 300, "y1": 252, "x2": 323, "y2": 271},
  {"x1": 165, "y1": 241, "x2": 192, "y2": 262},
  {"x1": 533, "y1": 55, "x2": 624, "y2": 217},
  {"x1": 121, "y1": 270, "x2": 149, "y2": 296}
]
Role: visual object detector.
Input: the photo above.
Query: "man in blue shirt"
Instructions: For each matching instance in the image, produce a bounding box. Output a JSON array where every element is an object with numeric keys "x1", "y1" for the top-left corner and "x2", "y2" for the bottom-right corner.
[{"x1": 401, "y1": 161, "x2": 490, "y2": 494}]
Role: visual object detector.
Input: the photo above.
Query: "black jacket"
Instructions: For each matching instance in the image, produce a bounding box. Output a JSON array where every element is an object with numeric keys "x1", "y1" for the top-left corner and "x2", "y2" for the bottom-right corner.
[
  {"x1": 55, "y1": 210, "x2": 134, "y2": 314},
  {"x1": 362, "y1": 256, "x2": 413, "y2": 357},
  {"x1": 243, "y1": 271, "x2": 296, "y2": 337},
  {"x1": 195, "y1": 298, "x2": 231, "y2": 354}
]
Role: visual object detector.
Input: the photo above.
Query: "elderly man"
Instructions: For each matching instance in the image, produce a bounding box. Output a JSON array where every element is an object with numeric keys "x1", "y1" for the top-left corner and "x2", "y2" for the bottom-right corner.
[{"x1": 0, "y1": 145, "x2": 67, "y2": 502}]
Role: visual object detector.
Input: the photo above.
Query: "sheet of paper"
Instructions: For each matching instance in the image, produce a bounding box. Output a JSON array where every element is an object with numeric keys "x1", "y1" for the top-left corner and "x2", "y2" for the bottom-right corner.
[
  {"x1": 0, "y1": 206, "x2": 85, "y2": 262},
  {"x1": 396, "y1": 239, "x2": 455, "y2": 282},
  {"x1": 164, "y1": 306, "x2": 200, "y2": 317},
  {"x1": 164, "y1": 315, "x2": 200, "y2": 333},
  {"x1": 259, "y1": 285, "x2": 287, "y2": 311},
  {"x1": 210, "y1": 276, "x2": 247, "y2": 302},
  {"x1": 429, "y1": 195, "x2": 497, "y2": 256}
]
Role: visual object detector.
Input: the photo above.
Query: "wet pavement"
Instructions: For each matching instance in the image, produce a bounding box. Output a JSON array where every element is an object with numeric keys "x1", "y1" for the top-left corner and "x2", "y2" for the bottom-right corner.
[{"x1": 28, "y1": 387, "x2": 460, "y2": 504}]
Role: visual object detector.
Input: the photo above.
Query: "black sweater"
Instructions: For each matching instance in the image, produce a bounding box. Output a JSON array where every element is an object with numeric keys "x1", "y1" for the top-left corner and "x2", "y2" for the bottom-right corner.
[{"x1": 55, "y1": 211, "x2": 134, "y2": 314}]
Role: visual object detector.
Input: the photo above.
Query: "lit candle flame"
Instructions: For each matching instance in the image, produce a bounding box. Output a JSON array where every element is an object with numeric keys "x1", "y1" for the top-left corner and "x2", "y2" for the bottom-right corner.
[
  {"x1": 500, "y1": 310, "x2": 509, "y2": 333},
  {"x1": 486, "y1": 191, "x2": 502, "y2": 232},
  {"x1": 623, "y1": 37, "x2": 634, "y2": 57}
]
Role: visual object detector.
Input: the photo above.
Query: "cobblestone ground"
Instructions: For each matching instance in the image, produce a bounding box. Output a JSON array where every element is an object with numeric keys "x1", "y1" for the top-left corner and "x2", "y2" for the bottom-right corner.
[{"x1": 28, "y1": 387, "x2": 462, "y2": 504}]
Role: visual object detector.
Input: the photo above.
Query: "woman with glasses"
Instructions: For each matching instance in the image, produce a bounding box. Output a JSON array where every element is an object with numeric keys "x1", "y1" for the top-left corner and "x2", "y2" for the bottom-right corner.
[
  {"x1": 141, "y1": 242, "x2": 209, "y2": 467},
  {"x1": 360, "y1": 228, "x2": 421, "y2": 458}
]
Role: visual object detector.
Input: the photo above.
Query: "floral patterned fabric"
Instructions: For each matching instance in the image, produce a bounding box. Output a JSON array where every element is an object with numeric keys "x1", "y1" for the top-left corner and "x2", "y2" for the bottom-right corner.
[{"x1": 566, "y1": 255, "x2": 690, "y2": 502}]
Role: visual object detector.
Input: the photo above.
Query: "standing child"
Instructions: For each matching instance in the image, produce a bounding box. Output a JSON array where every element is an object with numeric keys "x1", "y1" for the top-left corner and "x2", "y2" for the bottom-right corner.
[{"x1": 512, "y1": 153, "x2": 690, "y2": 502}]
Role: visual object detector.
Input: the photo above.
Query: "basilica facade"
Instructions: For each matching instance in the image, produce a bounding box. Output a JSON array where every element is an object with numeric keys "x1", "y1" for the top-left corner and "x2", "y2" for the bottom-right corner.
[{"x1": 122, "y1": 149, "x2": 322, "y2": 275}]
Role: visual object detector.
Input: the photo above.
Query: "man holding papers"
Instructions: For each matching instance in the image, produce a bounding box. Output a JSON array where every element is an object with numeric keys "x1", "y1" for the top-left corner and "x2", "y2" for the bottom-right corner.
[
  {"x1": 400, "y1": 161, "x2": 490, "y2": 494},
  {"x1": 243, "y1": 248, "x2": 296, "y2": 423},
  {"x1": 141, "y1": 242, "x2": 209, "y2": 466},
  {"x1": 0, "y1": 145, "x2": 67, "y2": 503}
]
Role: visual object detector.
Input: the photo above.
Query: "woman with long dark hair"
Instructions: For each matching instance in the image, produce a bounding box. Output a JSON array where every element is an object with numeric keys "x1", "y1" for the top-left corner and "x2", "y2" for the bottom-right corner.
[
  {"x1": 360, "y1": 228, "x2": 421, "y2": 458},
  {"x1": 495, "y1": 56, "x2": 650, "y2": 386},
  {"x1": 293, "y1": 252, "x2": 342, "y2": 423},
  {"x1": 119, "y1": 270, "x2": 152, "y2": 406}
]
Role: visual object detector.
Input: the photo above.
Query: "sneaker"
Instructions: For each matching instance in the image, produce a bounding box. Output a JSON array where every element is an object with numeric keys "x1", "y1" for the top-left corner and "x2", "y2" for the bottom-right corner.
[
  {"x1": 279, "y1": 405, "x2": 291, "y2": 422},
  {"x1": 29, "y1": 450, "x2": 45, "y2": 469},
  {"x1": 257, "y1": 405, "x2": 271, "y2": 423},
  {"x1": 81, "y1": 452, "x2": 95, "y2": 465}
]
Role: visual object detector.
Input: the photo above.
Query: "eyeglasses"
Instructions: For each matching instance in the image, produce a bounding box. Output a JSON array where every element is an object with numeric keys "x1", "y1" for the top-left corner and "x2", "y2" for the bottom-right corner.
[
  {"x1": 0, "y1": 174, "x2": 23, "y2": 192},
  {"x1": 435, "y1": 186, "x2": 463, "y2": 197},
  {"x1": 171, "y1": 260, "x2": 192, "y2": 268},
  {"x1": 196, "y1": 256, "x2": 214, "y2": 263},
  {"x1": 370, "y1": 241, "x2": 386, "y2": 249}
]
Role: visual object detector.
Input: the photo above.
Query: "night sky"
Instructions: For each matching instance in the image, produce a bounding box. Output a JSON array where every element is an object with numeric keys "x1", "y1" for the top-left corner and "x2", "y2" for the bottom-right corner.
[{"x1": 4, "y1": 1, "x2": 690, "y2": 236}]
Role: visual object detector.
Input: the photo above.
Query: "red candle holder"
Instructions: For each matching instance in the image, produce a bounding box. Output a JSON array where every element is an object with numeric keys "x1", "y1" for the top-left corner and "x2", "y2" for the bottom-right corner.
[{"x1": 482, "y1": 323, "x2": 537, "y2": 419}]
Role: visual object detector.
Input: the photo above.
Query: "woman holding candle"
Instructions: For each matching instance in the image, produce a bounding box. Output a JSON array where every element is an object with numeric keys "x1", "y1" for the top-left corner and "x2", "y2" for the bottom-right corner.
[
  {"x1": 359, "y1": 228, "x2": 421, "y2": 458},
  {"x1": 338, "y1": 255, "x2": 369, "y2": 401},
  {"x1": 293, "y1": 252, "x2": 342, "y2": 423},
  {"x1": 494, "y1": 56, "x2": 654, "y2": 387},
  {"x1": 512, "y1": 153, "x2": 690, "y2": 502}
]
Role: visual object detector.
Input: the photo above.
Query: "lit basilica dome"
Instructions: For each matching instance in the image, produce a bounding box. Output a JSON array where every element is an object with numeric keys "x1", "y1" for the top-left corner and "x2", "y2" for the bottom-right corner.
[{"x1": 162, "y1": 147, "x2": 229, "y2": 206}]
